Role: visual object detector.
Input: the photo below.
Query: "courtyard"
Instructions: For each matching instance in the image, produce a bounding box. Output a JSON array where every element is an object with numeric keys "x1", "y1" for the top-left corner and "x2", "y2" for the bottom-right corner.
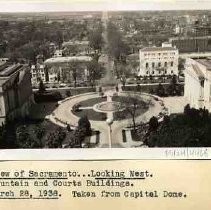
[{"x1": 47, "y1": 89, "x2": 166, "y2": 148}]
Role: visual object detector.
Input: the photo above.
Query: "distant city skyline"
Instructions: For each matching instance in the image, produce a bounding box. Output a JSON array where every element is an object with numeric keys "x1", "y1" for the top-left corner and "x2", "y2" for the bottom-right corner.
[{"x1": 0, "y1": 0, "x2": 211, "y2": 12}]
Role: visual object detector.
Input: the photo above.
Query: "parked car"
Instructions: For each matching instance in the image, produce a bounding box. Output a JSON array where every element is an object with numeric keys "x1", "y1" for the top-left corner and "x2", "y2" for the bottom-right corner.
[{"x1": 59, "y1": 83, "x2": 67, "y2": 87}]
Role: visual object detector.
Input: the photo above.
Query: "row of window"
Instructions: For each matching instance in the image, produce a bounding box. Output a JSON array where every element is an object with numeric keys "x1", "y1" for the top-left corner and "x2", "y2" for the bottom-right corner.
[
  {"x1": 32, "y1": 69, "x2": 44, "y2": 73},
  {"x1": 142, "y1": 57, "x2": 176, "y2": 60},
  {"x1": 145, "y1": 61, "x2": 174, "y2": 68},
  {"x1": 146, "y1": 70, "x2": 174, "y2": 75},
  {"x1": 143, "y1": 52, "x2": 176, "y2": 57},
  {"x1": 32, "y1": 73, "x2": 45, "y2": 78}
]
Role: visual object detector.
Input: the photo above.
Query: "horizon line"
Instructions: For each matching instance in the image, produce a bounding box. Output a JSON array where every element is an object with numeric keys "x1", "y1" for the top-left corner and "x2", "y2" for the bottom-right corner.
[{"x1": 0, "y1": 8, "x2": 211, "y2": 13}]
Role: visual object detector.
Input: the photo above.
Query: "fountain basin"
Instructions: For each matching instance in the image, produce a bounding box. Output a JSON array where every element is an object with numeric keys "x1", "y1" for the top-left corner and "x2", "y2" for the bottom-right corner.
[{"x1": 93, "y1": 101, "x2": 125, "y2": 113}]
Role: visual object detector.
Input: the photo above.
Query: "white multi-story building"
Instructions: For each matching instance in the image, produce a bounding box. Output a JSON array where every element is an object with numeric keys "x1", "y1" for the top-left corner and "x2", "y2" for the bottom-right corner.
[
  {"x1": 139, "y1": 45, "x2": 179, "y2": 77},
  {"x1": 31, "y1": 64, "x2": 46, "y2": 85},
  {"x1": 30, "y1": 55, "x2": 46, "y2": 85},
  {"x1": 185, "y1": 58, "x2": 211, "y2": 111}
]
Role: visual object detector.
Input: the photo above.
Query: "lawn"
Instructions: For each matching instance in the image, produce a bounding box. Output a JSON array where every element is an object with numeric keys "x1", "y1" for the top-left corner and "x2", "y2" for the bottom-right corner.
[
  {"x1": 29, "y1": 102, "x2": 58, "y2": 119},
  {"x1": 78, "y1": 97, "x2": 107, "y2": 107},
  {"x1": 112, "y1": 96, "x2": 149, "y2": 121},
  {"x1": 72, "y1": 109, "x2": 107, "y2": 121}
]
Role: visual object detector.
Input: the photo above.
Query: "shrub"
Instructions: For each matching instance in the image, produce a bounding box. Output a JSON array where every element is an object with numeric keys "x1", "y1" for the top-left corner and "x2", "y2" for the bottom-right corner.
[{"x1": 34, "y1": 91, "x2": 62, "y2": 103}]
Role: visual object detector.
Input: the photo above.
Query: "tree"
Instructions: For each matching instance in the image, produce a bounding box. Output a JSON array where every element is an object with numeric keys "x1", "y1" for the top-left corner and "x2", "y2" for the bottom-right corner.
[
  {"x1": 120, "y1": 75, "x2": 126, "y2": 87},
  {"x1": 0, "y1": 123, "x2": 9, "y2": 148},
  {"x1": 38, "y1": 80, "x2": 46, "y2": 93},
  {"x1": 78, "y1": 116, "x2": 92, "y2": 136},
  {"x1": 120, "y1": 94, "x2": 143, "y2": 131},
  {"x1": 145, "y1": 109, "x2": 211, "y2": 147},
  {"x1": 149, "y1": 116, "x2": 159, "y2": 132},
  {"x1": 45, "y1": 128, "x2": 66, "y2": 148},
  {"x1": 16, "y1": 125, "x2": 41, "y2": 148},
  {"x1": 107, "y1": 22, "x2": 129, "y2": 61},
  {"x1": 107, "y1": 22, "x2": 129, "y2": 77},
  {"x1": 66, "y1": 90, "x2": 71, "y2": 97},
  {"x1": 18, "y1": 42, "x2": 40, "y2": 62},
  {"x1": 87, "y1": 59, "x2": 102, "y2": 86},
  {"x1": 69, "y1": 62, "x2": 78, "y2": 88},
  {"x1": 156, "y1": 83, "x2": 165, "y2": 97},
  {"x1": 57, "y1": 71, "x2": 61, "y2": 82},
  {"x1": 45, "y1": 68, "x2": 49, "y2": 82},
  {"x1": 88, "y1": 28, "x2": 103, "y2": 61},
  {"x1": 66, "y1": 124, "x2": 72, "y2": 132},
  {"x1": 34, "y1": 125, "x2": 45, "y2": 143},
  {"x1": 167, "y1": 74, "x2": 178, "y2": 96},
  {"x1": 68, "y1": 127, "x2": 87, "y2": 148},
  {"x1": 184, "y1": 104, "x2": 191, "y2": 115}
]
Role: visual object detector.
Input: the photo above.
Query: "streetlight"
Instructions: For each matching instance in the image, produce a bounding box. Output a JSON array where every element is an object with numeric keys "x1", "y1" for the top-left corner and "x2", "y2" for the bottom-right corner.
[{"x1": 106, "y1": 117, "x2": 113, "y2": 148}]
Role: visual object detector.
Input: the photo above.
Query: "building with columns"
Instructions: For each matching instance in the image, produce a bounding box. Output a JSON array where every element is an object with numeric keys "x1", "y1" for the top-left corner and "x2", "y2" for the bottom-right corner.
[
  {"x1": 139, "y1": 44, "x2": 179, "y2": 77},
  {"x1": 44, "y1": 56, "x2": 92, "y2": 84},
  {"x1": 185, "y1": 58, "x2": 211, "y2": 111},
  {"x1": 0, "y1": 62, "x2": 33, "y2": 124}
]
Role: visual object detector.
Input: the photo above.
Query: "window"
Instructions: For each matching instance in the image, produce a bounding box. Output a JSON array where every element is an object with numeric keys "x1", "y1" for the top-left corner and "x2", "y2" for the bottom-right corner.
[
  {"x1": 159, "y1": 71, "x2": 161, "y2": 74},
  {"x1": 171, "y1": 61, "x2": 174, "y2": 67},
  {"x1": 210, "y1": 85, "x2": 211, "y2": 98},
  {"x1": 164, "y1": 62, "x2": 167, "y2": 67},
  {"x1": 146, "y1": 63, "x2": 149, "y2": 68},
  {"x1": 158, "y1": 62, "x2": 161, "y2": 67},
  {"x1": 152, "y1": 62, "x2": 155, "y2": 68},
  {"x1": 201, "y1": 80, "x2": 204, "y2": 87},
  {"x1": 146, "y1": 71, "x2": 149, "y2": 74},
  {"x1": 165, "y1": 70, "x2": 167, "y2": 74},
  {"x1": 171, "y1": 70, "x2": 173, "y2": 74},
  {"x1": 152, "y1": 71, "x2": 154, "y2": 74}
]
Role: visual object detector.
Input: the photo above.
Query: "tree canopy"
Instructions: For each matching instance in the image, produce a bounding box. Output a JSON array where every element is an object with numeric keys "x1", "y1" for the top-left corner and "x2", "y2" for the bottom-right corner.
[{"x1": 145, "y1": 106, "x2": 211, "y2": 147}]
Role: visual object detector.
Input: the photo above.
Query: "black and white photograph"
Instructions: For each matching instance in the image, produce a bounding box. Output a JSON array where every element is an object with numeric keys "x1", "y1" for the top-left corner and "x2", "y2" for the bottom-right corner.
[{"x1": 0, "y1": 0, "x2": 211, "y2": 149}]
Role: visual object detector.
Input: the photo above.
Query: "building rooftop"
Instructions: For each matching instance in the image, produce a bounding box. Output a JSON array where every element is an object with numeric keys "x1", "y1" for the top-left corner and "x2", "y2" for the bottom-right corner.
[
  {"x1": 0, "y1": 64, "x2": 23, "y2": 77},
  {"x1": 44, "y1": 56, "x2": 92, "y2": 64},
  {"x1": 169, "y1": 36, "x2": 211, "y2": 41},
  {"x1": 195, "y1": 59, "x2": 211, "y2": 70},
  {"x1": 192, "y1": 64, "x2": 205, "y2": 80},
  {"x1": 62, "y1": 40, "x2": 89, "y2": 47},
  {"x1": 141, "y1": 47, "x2": 177, "y2": 52}
]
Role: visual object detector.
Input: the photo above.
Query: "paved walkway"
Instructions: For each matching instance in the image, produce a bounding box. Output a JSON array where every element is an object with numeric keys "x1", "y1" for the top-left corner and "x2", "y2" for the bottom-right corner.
[
  {"x1": 162, "y1": 96, "x2": 188, "y2": 114},
  {"x1": 48, "y1": 91, "x2": 163, "y2": 148}
]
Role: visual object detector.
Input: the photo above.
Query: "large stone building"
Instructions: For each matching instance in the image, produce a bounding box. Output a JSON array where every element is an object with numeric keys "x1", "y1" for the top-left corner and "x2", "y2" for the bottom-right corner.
[
  {"x1": 44, "y1": 56, "x2": 92, "y2": 84},
  {"x1": 184, "y1": 57, "x2": 211, "y2": 111},
  {"x1": 139, "y1": 44, "x2": 178, "y2": 77},
  {"x1": 62, "y1": 40, "x2": 92, "y2": 56},
  {"x1": 169, "y1": 36, "x2": 211, "y2": 53},
  {"x1": 0, "y1": 61, "x2": 33, "y2": 124}
]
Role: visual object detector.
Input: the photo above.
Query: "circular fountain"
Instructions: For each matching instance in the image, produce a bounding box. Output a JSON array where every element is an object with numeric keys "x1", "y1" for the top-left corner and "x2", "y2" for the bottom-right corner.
[{"x1": 94, "y1": 101, "x2": 125, "y2": 113}]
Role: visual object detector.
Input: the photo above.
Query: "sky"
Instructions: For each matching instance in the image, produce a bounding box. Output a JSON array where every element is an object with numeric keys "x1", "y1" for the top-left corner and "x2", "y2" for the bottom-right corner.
[{"x1": 0, "y1": 0, "x2": 211, "y2": 12}]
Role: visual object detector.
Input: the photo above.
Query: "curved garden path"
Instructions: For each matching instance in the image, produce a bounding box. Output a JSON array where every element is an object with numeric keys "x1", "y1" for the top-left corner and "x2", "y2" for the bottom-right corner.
[{"x1": 47, "y1": 91, "x2": 164, "y2": 148}]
